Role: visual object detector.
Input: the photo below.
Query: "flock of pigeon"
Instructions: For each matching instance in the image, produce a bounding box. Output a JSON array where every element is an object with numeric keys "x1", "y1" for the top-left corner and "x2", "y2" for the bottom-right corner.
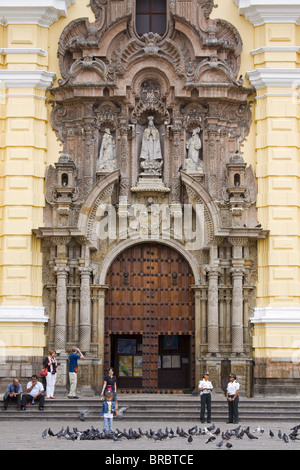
[{"x1": 41, "y1": 422, "x2": 300, "y2": 448}]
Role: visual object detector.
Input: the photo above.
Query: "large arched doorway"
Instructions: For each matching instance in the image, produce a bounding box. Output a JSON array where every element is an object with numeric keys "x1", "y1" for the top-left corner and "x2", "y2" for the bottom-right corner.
[{"x1": 104, "y1": 243, "x2": 195, "y2": 392}]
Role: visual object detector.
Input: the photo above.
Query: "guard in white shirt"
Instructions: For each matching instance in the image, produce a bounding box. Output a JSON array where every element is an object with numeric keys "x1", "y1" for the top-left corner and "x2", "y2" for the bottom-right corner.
[
  {"x1": 226, "y1": 373, "x2": 239, "y2": 423},
  {"x1": 198, "y1": 371, "x2": 213, "y2": 423}
]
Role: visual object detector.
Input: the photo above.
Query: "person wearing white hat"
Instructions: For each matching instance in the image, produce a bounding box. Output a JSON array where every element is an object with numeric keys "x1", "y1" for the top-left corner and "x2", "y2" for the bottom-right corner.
[
  {"x1": 226, "y1": 373, "x2": 240, "y2": 423},
  {"x1": 198, "y1": 371, "x2": 213, "y2": 423}
]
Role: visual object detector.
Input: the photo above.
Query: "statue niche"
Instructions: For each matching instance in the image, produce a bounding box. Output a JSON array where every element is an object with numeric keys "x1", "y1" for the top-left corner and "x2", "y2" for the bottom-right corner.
[
  {"x1": 139, "y1": 116, "x2": 163, "y2": 177},
  {"x1": 185, "y1": 127, "x2": 203, "y2": 173},
  {"x1": 96, "y1": 128, "x2": 116, "y2": 173}
]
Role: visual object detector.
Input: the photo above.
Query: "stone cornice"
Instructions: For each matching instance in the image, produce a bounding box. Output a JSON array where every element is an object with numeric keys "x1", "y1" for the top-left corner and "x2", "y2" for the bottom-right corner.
[
  {"x1": 0, "y1": 0, "x2": 76, "y2": 27},
  {"x1": 0, "y1": 70, "x2": 56, "y2": 89},
  {"x1": 233, "y1": 0, "x2": 300, "y2": 25},
  {"x1": 251, "y1": 307, "x2": 300, "y2": 324},
  {"x1": 246, "y1": 68, "x2": 300, "y2": 89},
  {"x1": 0, "y1": 306, "x2": 48, "y2": 324}
]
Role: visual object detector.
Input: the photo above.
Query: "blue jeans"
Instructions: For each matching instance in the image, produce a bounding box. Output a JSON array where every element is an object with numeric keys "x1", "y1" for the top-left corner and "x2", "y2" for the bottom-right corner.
[{"x1": 103, "y1": 417, "x2": 113, "y2": 432}]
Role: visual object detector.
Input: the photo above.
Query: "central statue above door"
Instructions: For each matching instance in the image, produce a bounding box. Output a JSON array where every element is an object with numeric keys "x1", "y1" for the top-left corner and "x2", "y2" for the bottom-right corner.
[{"x1": 34, "y1": 0, "x2": 268, "y2": 396}]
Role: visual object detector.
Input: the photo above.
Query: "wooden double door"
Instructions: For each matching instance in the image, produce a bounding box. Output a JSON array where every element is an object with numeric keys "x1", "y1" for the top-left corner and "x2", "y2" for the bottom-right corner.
[{"x1": 105, "y1": 243, "x2": 195, "y2": 391}]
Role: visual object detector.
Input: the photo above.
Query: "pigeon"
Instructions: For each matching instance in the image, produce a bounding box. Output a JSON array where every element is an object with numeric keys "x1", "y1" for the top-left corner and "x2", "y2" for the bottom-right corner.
[
  {"x1": 112, "y1": 432, "x2": 121, "y2": 442},
  {"x1": 117, "y1": 406, "x2": 129, "y2": 419},
  {"x1": 212, "y1": 427, "x2": 221, "y2": 436},
  {"x1": 79, "y1": 409, "x2": 91, "y2": 421},
  {"x1": 232, "y1": 425, "x2": 241, "y2": 436},
  {"x1": 56, "y1": 427, "x2": 64, "y2": 438},
  {"x1": 290, "y1": 424, "x2": 300, "y2": 432},
  {"x1": 187, "y1": 435, "x2": 193, "y2": 443},
  {"x1": 216, "y1": 440, "x2": 223, "y2": 448},
  {"x1": 254, "y1": 427, "x2": 264, "y2": 434},
  {"x1": 269, "y1": 430, "x2": 274, "y2": 438},
  {"x1": 244, "y1": 429, "x2": 258, "y2": 440},
  {"x1": 42, "y1": 428, "x2": 48, "y2": 439},
  {"x1": 289, "y1": 431, "x2": 300, "y2": 441},
  {"x1": 48, "y1": 428, "x2": 55, "y2": 437},
  {"x1": 205, "y1": 435, "x2": 216, "y2": 444},
  {"x1": 63, "y1": 426, "x2": 70, "y2": 437},
  {"x1": 226, "y1": 442, "x2": 233, "y2": 449},
  {"x1": 278, "y1": 430, "x2": 282, "y2": 439},
  {"x1": 283, "y1": 433, "x2": 289, "y2": 443},
  {"x1": 188, "y1": 425, "x2": 198, "y2": 435},
  {"x1": 177, "y1": 428, "x2": 189, "y2": 438},
  {"x1": 222, "y1": 431, "x2": 232, "y2": 441}
]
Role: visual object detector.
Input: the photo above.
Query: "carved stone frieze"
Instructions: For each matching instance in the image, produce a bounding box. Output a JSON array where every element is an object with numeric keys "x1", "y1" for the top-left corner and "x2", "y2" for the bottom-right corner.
[{"x1": 34, "y1": 0, "x2": 269, "y2": 394}]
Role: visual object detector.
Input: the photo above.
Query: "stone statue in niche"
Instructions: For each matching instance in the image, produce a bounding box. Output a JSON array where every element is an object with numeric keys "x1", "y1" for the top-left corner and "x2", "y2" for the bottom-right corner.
[
  {"x1": 185, "y1": 127, "x2": 203, "y2": 173},
  {"x1": 97, "y1": 128, "x2": 116, "y2": 172},
  {"x1": 139, "y1": 116, "x2": 163, "y2": 177}
]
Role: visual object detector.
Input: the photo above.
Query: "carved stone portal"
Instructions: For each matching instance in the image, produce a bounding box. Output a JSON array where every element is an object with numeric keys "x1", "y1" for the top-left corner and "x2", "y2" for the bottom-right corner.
[{"x1": 34, "y1": 0, "x2": 268, "y2": 397}]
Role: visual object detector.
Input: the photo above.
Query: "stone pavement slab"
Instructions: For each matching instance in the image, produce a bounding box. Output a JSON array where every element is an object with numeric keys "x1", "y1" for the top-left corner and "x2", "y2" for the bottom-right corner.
[{"x1": 1, "y1": 418, "x2": 300, "y2": 452}]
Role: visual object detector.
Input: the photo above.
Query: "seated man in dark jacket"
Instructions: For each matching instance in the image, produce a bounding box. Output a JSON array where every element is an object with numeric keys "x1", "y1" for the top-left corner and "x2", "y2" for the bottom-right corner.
[{"x1": 3, "y1": 378, "x2": 22, "y2": 410}]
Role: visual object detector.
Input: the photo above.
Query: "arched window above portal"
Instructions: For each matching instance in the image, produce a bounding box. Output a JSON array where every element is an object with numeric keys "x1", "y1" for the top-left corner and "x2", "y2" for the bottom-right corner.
[{"x1": 136, "y1": 0, "x2": 167, "y2": 36}]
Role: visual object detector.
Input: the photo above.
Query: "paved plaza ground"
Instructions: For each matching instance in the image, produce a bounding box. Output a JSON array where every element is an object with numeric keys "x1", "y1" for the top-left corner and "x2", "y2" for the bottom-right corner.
[{"x1": 1, "y1": 417, "x2": 300, "y2": 453}]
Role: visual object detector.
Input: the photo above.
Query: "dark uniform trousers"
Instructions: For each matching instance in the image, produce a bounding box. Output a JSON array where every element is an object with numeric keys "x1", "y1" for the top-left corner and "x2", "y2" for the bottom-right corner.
[
  {"x1": 228, "y1": 394, "x2": 239, "y2": 423},
  {"x1": 200, "y1": 393, "x2": 212, "y2": 423}
]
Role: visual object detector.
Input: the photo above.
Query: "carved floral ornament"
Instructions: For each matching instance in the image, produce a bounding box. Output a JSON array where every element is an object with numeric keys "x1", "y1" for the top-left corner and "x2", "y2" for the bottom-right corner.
[
  {"x1": 45, "y1": 0, "x2": 266, "y2": 246},
  {"x1": 33, "y1": 0, "x2": 270, "y2": 396},
  {"x1": 52, "y1": 0, "x2": 245, "y2": 97}
]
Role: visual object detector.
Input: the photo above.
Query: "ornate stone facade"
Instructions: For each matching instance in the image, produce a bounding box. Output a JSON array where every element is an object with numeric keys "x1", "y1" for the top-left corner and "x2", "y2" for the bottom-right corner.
[{"x1": 33, "y1": 0, "x2": 268, "y2": 396}]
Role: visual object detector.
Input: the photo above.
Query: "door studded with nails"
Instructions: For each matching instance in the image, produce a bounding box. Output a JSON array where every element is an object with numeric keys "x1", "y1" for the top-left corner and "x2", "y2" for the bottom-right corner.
[{"x1": 105, "y1": 243, "x2": 195, "y2": 391}]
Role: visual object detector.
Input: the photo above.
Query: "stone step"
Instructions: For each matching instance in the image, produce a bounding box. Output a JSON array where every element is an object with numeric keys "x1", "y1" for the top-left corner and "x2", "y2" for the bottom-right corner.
[{"x1": 2, "y1": 397, "x2": 300, "y2": 422}]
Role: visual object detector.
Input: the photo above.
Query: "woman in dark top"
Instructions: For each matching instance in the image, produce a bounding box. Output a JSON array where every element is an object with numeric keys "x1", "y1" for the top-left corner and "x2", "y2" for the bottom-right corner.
[
  {"x1": 101, "y1": 367, "x2": 118, "y2": 415},
  {"x1": 44, "y1": 349, "x2": 58, "y2": 399}
]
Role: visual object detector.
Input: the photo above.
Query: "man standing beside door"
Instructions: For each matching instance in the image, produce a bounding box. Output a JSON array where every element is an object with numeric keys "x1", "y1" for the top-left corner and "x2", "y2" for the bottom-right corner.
[{"x1": 198, "y1": 371, "x2": 213, "y2": 423}]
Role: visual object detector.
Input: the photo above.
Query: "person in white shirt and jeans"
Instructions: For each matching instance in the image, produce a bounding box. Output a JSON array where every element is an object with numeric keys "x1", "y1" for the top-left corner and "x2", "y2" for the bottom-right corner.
[{"x1": 198, "y1": 371, "x2": 213, "y2": 423}]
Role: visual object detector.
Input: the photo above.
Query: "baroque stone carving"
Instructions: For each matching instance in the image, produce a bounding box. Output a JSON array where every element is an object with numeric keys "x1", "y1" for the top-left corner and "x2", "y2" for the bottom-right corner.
[
  {"x1": 97, "y1": 128, "x2": 116, "y2": 172},
  {"x1": 139, "y1": 116, "x2": 163, "y2": 177},
  {"x1": 185, "y1": 127, "x2": 202, "y2": 173},
  {"x1": 33, "y1": 0, "x2": 269, "y2": 395}
]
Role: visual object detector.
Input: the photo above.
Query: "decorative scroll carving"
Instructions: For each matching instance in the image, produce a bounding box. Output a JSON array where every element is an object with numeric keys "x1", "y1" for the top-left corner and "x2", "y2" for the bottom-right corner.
[{"x1": 35, "y1": 0, "x2": 268, "y2": 395}]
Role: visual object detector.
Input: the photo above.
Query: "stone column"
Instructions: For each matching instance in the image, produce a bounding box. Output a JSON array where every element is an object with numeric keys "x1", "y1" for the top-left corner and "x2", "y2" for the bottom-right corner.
[
  {"x1": 191, "y1": 285, "x2": 202, "y2": 386},
  {"x1": 231, "y1": 267, "x2": 245, "y2": 353},
  {"x1": 79, "y1": 267, "x2": 92, "y2": 353},
  {"x1": 97, "y1": 286, "x2": 109, "y2": 389},
  {"x1": 54, "y1": 266, "x2": 69, "y2": 352},
  {"x1": 206, "y1": 266, "x2": 220, "y2": 353}
]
